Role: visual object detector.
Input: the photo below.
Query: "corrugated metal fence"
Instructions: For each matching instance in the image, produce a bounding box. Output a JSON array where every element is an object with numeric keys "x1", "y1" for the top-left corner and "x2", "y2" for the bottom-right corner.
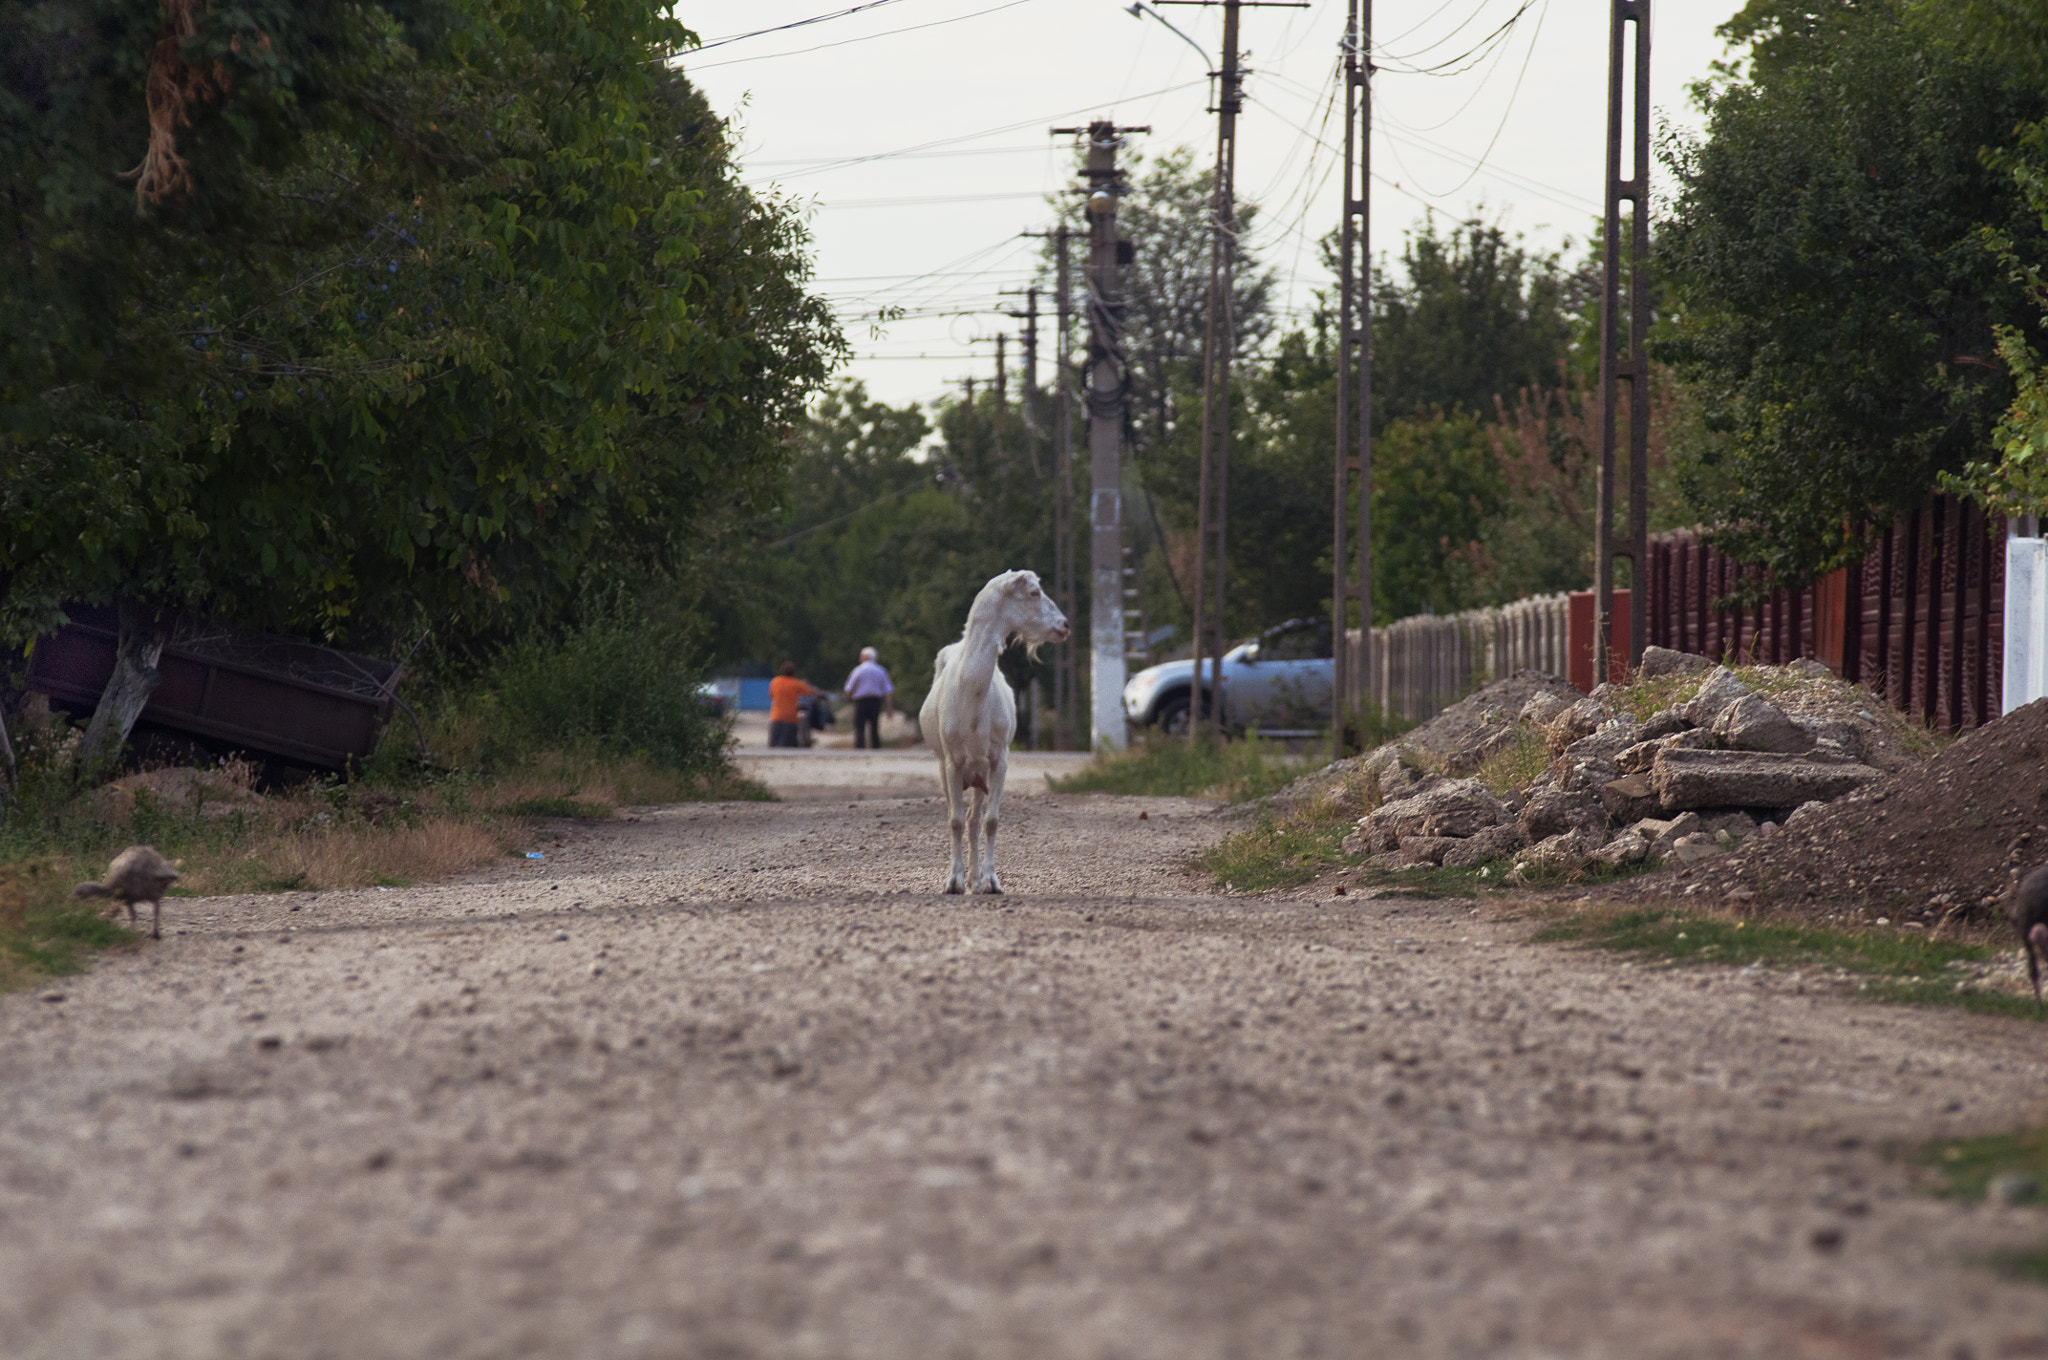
[
  {"x1": 1333, "y1": 498, "x2": 2014, "y2": 733},
  {"x1": 1641, "y1": 498, "x2": 2008, "y2": 733}
]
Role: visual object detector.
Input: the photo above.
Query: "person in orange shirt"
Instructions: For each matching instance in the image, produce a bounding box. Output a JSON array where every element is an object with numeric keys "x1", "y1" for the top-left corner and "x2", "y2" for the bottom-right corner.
[{"x1": 767, "y1": 661, "x2": 821, "y2": 748}]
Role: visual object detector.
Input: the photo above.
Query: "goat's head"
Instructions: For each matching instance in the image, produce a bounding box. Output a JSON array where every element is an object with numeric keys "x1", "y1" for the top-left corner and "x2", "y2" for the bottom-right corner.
[{"x1": 985, "y1": 569, "x2": 1070, "y2": 652}]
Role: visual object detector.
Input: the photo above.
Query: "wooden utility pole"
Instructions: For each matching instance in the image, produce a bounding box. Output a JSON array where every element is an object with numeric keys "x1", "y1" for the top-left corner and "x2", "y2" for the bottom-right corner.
[
  {"x1": 1163, "y1": 0, "x2": 1306, "y2": 739},
  {"x1": 1596, "y1": 0, "x2": 1652, "y2": 681},
  {"x1": 1002, "y1": 287, "x2": 1045, "y2": 477},
  {"x1": 1054, "y1": 120, "x2": 1146, "y2": 751},
  {"x1": 1332, "y1": 0, "x2": 1373, "y2": 756}
]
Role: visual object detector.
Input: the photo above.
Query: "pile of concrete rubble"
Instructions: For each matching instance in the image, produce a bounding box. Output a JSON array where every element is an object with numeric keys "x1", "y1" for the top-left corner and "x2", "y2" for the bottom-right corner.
[{"x1": 1337, "y1": 647, "x2": 1921, "y2": 881}]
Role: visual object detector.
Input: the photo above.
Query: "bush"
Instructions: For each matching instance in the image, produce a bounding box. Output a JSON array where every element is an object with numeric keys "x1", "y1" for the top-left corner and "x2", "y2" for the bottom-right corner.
[{"x1": 473, "y1": 599, "x2": 730, "y2": 774}]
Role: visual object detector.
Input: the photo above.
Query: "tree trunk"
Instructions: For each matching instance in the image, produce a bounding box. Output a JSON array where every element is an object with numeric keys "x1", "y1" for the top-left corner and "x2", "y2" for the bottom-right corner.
[
  {"x1": 77, "y1": 600, "x2": 175, "y2": 780},
  {"x1": 0, "y1": 697, "x2": 15, "y2": 800}
]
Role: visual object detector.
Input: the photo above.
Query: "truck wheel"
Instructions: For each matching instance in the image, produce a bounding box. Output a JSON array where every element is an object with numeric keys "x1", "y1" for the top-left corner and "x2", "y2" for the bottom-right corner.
[{"x1": 1157, "y1": 693, "x2": 1192, "y2": 737}]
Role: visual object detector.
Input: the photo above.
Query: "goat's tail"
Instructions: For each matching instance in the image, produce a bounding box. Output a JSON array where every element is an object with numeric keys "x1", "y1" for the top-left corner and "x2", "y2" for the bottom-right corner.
[{"x1": 73, "y1": 882, "x2": 111, "y2": 900}]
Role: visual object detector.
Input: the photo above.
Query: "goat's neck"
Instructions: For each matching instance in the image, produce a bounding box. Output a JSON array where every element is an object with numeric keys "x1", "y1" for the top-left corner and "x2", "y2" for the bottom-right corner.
[{"x1": 954, "y1": 602, "x2": 1011, "y2": 699}]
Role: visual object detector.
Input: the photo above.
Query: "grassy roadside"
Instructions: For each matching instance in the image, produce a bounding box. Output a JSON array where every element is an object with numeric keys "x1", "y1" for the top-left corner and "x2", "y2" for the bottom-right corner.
[
  {"x1": 0, "y1": 745, "x2": 770, "y2": 993},
  {"x1": 1049, "y1": 734, "x2": 1313, "y2": 801},
  {"x1": 1912, "y1": 1128, "x2": 2048, "y2": 1282},
  {"x1": 1533, "y1": 904, "x2": 2046, "y2": 1020}
]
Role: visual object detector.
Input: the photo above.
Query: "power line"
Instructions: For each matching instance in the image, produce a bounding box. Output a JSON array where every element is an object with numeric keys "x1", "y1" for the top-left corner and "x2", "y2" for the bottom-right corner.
[
  {"x1": 746, "y1": 145, "x2": 1050, "y2": 169},
  {"x1": 809, "y1": 190, "x2": 1054, "y2": 210},
  {"x1": 686, "y1": 0, "x2": 1043, "y2": 71},
  {"x1": 694, "y1": 0, "x2": 913, "y2": 54},
  {"x1": 1390, "y1": 0, "x2": 1549, "y2": 201},
  {"x1": 738, "y1": 79, "x2": 1205, "y2": 186}
]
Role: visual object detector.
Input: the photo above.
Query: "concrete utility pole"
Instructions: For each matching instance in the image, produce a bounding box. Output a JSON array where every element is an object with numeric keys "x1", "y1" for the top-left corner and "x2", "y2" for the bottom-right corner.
[
  {"x1": 1054, "y1": 120, "x2": 1147, "y2": 751},
  {"x1": 1332, "y1": 0, "x2": 1374, "y2": 757},
  {"x1": 1162, "y1": 0, "x2": 1307, "y2": 739},
  {"x1": 1024, "y1": 227, "x2": 1078, "y2": 748},
  {"x1": 995, "y1": 334, "x2": 1007, "y2": 408},
  {"x1": 1595, "y1": 0, "x2": 1652, "y2": 682}
]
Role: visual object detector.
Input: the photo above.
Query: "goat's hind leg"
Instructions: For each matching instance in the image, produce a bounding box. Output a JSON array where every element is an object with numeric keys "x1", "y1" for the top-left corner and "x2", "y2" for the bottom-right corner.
[{"x1": 941, "y1": 760, "x2": 970, "y2": 894}]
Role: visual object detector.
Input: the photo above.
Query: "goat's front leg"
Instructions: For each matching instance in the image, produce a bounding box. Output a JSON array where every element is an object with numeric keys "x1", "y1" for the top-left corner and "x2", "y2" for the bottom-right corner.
[
  {"x1": 975, "y1": 753, "x2": 1007, "y2": 894},
  {"x1": 965, "y1": 783, "x2": 988, "y2": 894},
  {"x1": 940, "y1": 760, "x2": 970, "y2": 894}
]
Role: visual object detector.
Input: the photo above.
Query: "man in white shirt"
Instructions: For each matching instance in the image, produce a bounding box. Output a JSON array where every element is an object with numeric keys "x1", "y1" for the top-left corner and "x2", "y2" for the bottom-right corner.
[{"x1": 843, "y1": 647, "x2": 895, "y2": 750}]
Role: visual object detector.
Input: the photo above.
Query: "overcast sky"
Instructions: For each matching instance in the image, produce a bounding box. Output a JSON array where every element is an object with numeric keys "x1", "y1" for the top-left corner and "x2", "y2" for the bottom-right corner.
[{"x1": 680, "y1": 0, "x2": 1746, "y2": 414}]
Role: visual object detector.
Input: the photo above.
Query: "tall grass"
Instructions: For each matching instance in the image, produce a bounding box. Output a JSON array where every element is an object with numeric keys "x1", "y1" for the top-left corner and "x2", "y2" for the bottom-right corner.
[{"x1": 1050, "y1": 734, "x2": 1311, "y2": 801}]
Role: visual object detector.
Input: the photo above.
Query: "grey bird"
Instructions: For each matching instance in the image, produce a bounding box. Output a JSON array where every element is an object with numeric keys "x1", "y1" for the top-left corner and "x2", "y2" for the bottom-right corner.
[
  {"x1": 2012, "y1": 865, "x2": 2048, "y2": 1009},
  {"x1": 73, "y1": 845, "x2": 181, "y2": 941}
]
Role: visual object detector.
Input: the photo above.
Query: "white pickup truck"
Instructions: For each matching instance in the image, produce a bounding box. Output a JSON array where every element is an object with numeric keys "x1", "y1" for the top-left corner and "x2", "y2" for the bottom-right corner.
[{"x1": 1121, "y1": 617, "x2": 1334, "y2": 738}]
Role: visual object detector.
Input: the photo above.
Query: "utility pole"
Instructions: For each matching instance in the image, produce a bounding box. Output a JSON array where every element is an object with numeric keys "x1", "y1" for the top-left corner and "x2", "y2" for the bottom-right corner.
[
  {"x1": 1001, "y1": 287, "x2": 1045, "y2": 476},
  {"x1": 1025, "y1": 227, "x2": 1078, "y2": 748},
  {"x1": 1163, "y1": 0, "x2": 1307, "y2": 739},
  {"x1": 1054, "y1": 120, "x2": 1147, "y2": 752},
  {"x1": 995, "y1": 334, "x2": 1007, "y2": 408},
  {"x1": 1332, "y1": 0, "x2": 1373, "y2": 757},
  {"x1": 1596, "y1": 0, "x2": 1651, "y2": 682}
]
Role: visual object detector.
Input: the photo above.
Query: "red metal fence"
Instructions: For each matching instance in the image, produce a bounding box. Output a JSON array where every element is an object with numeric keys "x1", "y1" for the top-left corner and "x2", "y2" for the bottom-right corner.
[{"x1": 1640, "y1": 498, "x2": 2007, "y2": 732}]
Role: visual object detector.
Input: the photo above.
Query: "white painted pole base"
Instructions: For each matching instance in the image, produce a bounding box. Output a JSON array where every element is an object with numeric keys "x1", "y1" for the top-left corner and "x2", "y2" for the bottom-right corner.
[{"x1": 2006, "y1": 533, "x2": 2047, "y2": 715}]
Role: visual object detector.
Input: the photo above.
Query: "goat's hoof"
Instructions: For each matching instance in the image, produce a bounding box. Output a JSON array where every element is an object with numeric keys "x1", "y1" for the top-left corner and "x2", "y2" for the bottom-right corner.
[
  {"x1": 943, "y1": 880, "x2": 966, "y2": 895},
  {"x1": 978, "y1": 880, "x2": 1003, "y2": 896}
]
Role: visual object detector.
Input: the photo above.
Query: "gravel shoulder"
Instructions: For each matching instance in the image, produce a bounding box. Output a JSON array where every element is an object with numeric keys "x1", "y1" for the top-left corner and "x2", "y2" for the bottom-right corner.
[{"x1": 5, "y1": 782, "x2": 2048, "y2": 1358}]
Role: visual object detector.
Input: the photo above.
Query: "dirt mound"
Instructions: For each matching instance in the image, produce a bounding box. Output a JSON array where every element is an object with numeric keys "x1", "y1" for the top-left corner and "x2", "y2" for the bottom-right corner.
[{"x1": 1618, "y1": 697, "x2": 2048, "y2": 927}]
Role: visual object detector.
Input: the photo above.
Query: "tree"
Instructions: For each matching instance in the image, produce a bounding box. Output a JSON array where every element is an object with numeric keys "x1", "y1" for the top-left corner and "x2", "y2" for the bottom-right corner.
[
  {"x1": 1368, "y1": 213, "x2": 1590, "y2": 431},
  {"x1": 2, "y1": 1, "x2": 842, "y2": 777},
  {"x1": 1656, "y1": 0, "x2": 2048, "y2": 587}
]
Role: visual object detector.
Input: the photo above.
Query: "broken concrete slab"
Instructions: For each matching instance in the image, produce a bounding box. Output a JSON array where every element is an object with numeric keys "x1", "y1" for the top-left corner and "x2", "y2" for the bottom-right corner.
[
  {"x1": 1441, "y1": 824, "x2": 1524, "y2": 868},
  {"x1": 1712, "y1": 692, "x2": 1815, "y2": 754},
  {"x1": 1683, "y1": 666, "x2": 1750, "y2": 729},
  {"x1": 1651, "y1": 747, "x2": 1880, "y2": 812},
  {"x1": 1600, "y1": 772, "x2": 1659, "y2": 823},
  {"x1": 1518, "y1": 786, "x2": 1609, "y2": 843},
  {"x1": 1638, "y1": 645, "x2": 1710, "y2": 680}
]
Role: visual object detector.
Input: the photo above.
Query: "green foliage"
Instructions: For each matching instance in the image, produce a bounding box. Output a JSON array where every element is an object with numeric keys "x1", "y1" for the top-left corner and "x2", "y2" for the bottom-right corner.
[
  {"x1": 1658, "y1": 0, "x2": 2048, "y2": 588},
  {"x1": 473, "y1": 594, "x2": 728, "y2": 774},
  {"x1": 1369, "y1": 215, "x2": 1592, "y2": 428},
  {"x1": 3, "y1": 1, "x2": 842, "y2": 666},
  {"x1": 1370, "y1": 408, "x2": 1507, "y2": 620},
  {"x1": 1049, "y1": 734, "x2": 1309, "y2": 801},
  {"x1": 1945, "y1": 120, "x2": 2048, "y2": 520}
]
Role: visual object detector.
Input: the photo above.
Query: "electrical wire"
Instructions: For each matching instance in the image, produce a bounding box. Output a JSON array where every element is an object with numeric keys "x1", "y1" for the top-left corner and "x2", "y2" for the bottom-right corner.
[
  {"x1": 1381, "y1": 0, "x2": 1549, "y2": 202},
  {"x1": 686, "y1": 0, "x2": 1043, "y2": 71},
  {"x1": 694, "y1": 0, "x2": 913, "y2": 54},
  {"x1": 738, "y1": 79, "x2": 1205, "y2": 186}
]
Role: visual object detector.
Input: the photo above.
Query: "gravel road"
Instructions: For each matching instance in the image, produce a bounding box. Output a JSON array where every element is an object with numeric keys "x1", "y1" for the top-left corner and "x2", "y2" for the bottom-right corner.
[{"x1": 5, "y1": 782, "x2": 2048, "y2": 1359}]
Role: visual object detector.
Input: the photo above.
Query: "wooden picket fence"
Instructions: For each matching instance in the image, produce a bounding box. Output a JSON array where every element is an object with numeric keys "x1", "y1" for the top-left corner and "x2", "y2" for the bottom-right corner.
[{"x1": 1341, "y1": 593, "x2": 1571, "y2": 725}]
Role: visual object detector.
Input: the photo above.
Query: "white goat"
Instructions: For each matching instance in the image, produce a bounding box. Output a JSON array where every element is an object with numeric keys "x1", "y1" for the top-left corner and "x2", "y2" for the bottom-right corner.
[{"x1": 919, "y1": 569, "x2": 1070, "y2": 894}]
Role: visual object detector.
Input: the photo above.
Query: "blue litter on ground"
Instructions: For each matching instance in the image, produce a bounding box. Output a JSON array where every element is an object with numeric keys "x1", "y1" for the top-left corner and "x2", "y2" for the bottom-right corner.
[{"x1": 525, "y1": 852, "x2": 546, "y2": 860}]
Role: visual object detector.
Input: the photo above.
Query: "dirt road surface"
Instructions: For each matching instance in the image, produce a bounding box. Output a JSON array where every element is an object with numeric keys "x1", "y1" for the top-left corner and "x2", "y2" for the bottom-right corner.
[{"x1": 5, "y1": 770, "x2": 2048, "y2": 1358}]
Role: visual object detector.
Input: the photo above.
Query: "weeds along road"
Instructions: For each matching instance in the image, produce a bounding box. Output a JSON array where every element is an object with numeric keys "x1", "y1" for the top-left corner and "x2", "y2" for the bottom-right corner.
[{"x1": 3, "y1": 782, "x2": 2048, "y2": 1358}]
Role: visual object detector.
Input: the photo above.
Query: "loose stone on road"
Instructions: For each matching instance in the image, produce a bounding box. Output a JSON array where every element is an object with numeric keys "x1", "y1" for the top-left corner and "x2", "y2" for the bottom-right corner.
[{"x1": 4, "y1": 775, "x2": 2047, "y2": 1358}]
